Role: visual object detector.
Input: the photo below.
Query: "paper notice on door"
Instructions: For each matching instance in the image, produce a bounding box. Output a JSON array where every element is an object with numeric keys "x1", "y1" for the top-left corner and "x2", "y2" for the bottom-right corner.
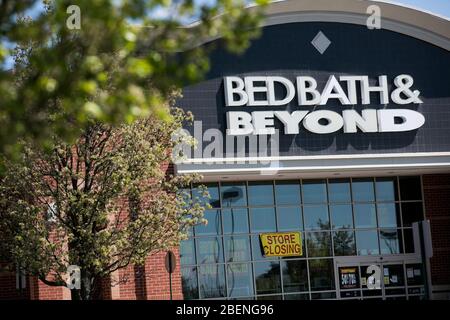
[
  {"x1": 361, "y1": 277, "x2": 367, "y2": 286},
  {"x1": 414, "y1": 269, "x2": 421, "y2": 276},
  {"x1": 384, "y1": 276, "x2": 390, "y2": 285},
  {"x1": 384, "y1": 268, "x2": 389, "y2": 276},
  {"x1": 391, "y1": 275, "x2": 398, "y2": 283},
  {"x1": 407, "y1": 268, "x2": 414, "y2": 278}
]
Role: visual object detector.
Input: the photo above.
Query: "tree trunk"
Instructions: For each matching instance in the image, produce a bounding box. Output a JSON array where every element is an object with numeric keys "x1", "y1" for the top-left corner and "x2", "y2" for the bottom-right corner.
[{"x1": 70, "y1": 270, "x2": 94, "y2": 300}]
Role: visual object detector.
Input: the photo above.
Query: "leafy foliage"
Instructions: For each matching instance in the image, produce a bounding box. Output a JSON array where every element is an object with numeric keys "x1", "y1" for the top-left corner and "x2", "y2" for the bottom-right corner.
[{"x1": 0, "y1": 0, "x2": 267, "y2": 164}]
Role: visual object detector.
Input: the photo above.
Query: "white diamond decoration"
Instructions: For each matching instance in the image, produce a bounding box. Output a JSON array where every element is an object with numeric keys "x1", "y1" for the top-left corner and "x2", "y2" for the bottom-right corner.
[{"x1": 311, "y1": 31, "x2": 331, "y2": 54}]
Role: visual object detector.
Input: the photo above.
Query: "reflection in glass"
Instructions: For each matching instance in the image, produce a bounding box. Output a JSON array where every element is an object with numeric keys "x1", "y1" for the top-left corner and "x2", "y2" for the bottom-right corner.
[
  {"x1": 281, "y1": 260, "x2": 308, "y2": 292},
  {"x1": 195, "y1": 209, "x2": 221, "y2": 235},
  {"x1": 250, "y1": 207, "x2": 276, "y2": 232},
  {"x1": 399, "y1": 176, "x2": 422, "y2": 201},
  {"x1": 356, "y1": 230, "x2": 379, "y2": 255},
  {"x1": 352, "y1": 178, "x2": 375, "y2": 202},
  {"x1": 181, "y1": 266, "x2": 198, "y2": 299},
  {"x1": 377, "y1": 203, "x2": 400, "y2": 228},
  {"x1": 375, "y1": 178, "x2": 398, "y2": 201},
  {"x1": 251, "y1": 235, "x2": 267, "y2": 260},
  {"x1": 333, "y1": 231, "x2": 356, "y2": 256},
  {"x1": 277, "y1": 207, "x2": 303, "y2": 231},
  {"x1": 196, "y1": 237, "x2": 223, "y2": 264},
  {"x1": 222, "y1": 208, "x2": 249, "y2": 234},
  {"x1": 275, "y1": 181, "x2": 301, "y2": 205},
  {"x1": 379, "y1": 229, "x2": 402, "y2": 254},
  {"x1": 302, "y1": 180, "x2": 327, "y2": 203},
  {"x1": 227, "y1": 263, "x2": 254, "y2": 297},
  {"x1": 254, "y1": 261, "x2": 281, "y2": 295},
  {"x1": 221, "y1": 183, "x2": 247, "y2": 207},
  {"x1": 328, "y1": 179, "x2": 351, "y2": 203},
  {"x1": 311, "y1": 292, "x2": 336, "y2": 300},
  {"x1": 198, "y1": 264, "x2": 226, "y2": 298},
  {"x1": 307, "y1": 232, "x2": 332, "y2": 257},
  {"x1": 354, "y1": 204, "x2": 377, "y2": 228},
  {"x1": 401, "y1": 202, "x2": 423, "y2": 227},
  {"x1": 309, "y1": 259, "x2": 335, "y2": 291},
  {"x1": 330, "y1": 204, "x2": 353, "y2": 229},
  {"x1": 224, "y1": 235, "x2": 251, "y2": 262},
  {"x1": 180, "y1": 239, "x2": 196, "y2": 265},
  {"x1": 303, "y1": 205, "x2": 329, "y2": 230},
  {"x1": 193, "y1": 183, "x2": 220, "y2": 208},
  {"x1": 248, "y1": 181, "x2": 274, "y2": 206},
  {"x1": 284, "y1": 293, "x2": 309, "y2": 300}
]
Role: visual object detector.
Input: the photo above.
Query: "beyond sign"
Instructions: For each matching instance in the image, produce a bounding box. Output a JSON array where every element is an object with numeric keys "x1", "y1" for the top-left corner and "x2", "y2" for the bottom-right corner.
[{"x1": 224, "y1": 75, "x2": 425, "y2": 135}]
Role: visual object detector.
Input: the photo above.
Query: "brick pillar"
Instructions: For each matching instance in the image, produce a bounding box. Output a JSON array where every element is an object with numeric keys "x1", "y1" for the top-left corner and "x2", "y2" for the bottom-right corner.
[
  {"x1": 144, "y1": 249, "x2": 183, "y2": 300},
  {"x1": 423, "y1": 174, "x2": 450, "y2": 296}
]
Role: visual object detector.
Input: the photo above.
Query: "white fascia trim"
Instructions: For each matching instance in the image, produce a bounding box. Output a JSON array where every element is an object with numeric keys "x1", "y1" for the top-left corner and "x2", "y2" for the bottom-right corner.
[
  {"x1": 175, "y1": 152, "x2": 450, "y2": 176},
  {"x1": 179, "y1": 152, "x2": 450, "y2": 164}
]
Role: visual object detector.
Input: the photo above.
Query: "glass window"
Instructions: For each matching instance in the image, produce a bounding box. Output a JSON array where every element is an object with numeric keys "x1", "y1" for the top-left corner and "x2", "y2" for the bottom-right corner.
[
  {"x1": 196, "y1": 237, "x2": 223, "y2": 264},
  {"x1": 307, "y1": 232, "x2": 332, "y2": 257},
  {"x1": 277, "y1": 207, "x2": 303, "y2": 231},
  {"x1": 227, "y1": 263, "x2": 254, "y2": 298},
  {"x1": 193, "y1": 183, "x2": 220, "y2": 208},
  {"x1": 254, "y1": 261, "x2": 281, "y2": 295},
  {"x1": 330, "y1": 204, "x2": 353, "y2": 229},
  {"x1": 328, "y1": 179, "x2": 351, "y2": 203},
  {"x1": 399, "y1": 176, "x2": 422, "y2": 201},
  {"x1": 303, "y1": 205, "x2": 329, "y2": 230},
  {"x1": 406, "y1": 263, "x2": 424, "y2": 286},
  {"x1": 222, "y1": 208, "x2": 249, "y2": 234},
  {"x1": 383, "y1": 264, "x2": 405, "y2": 287},
  {"x1": 251, "y1": 235, "x2": 273, "y2": 260},
  {"x1": 281, "y1": 260, "x2": 308, "y2": 293},
  {"x1": 198, "y1": 264, "x2": 226, "y2": 298},
  {"x1": 248, "y1": 181, "x2": 274, "y2": 206},
  {"x1": 195, "y1": 209, "x2": 221, "y2": 235},
  {"x1": 302, "y1": 180, "x2": 327, "y2": 203},
  {"x1": 180, "y1": 239, "x2": 196, "y2": 265},
  {"x1": 375, "y1": 178, "x2": 398, "y2": 201},
  {"x1": 377, "y1": 203, "x2": 400, "y2": 228},
  {"x1": 221, "y1": 182, "x2": 247, "y2": 207},
  {"x1": 275, "y1": 181, "x2": 301, "y2": 205},
  {"x1": 311, "y1": 291, "x2": 336, "y2": 300},
  {"x1": 333, "y1": 231, "x2": 356, "y2": 256},
  {"x1": 354, "y1": 204, "x2": 377, "y2": 228},
  {"x1": 224, "y1": 235, "x2": 251, "y2": 262},
  {"x1": 284, "y1": 293, "x2": 309, "y2": 300},
  {"x1": 250, "y1": 207, "x2": 276, "y2": 232},
  {"x1": 309, "y1": 259, "x2": 335, "y2": 291},
  {"x1": 352, "y1": 178, "x2": 375, "y2": 202},
  {"x1": 181, "y1": 266, "x2": 198, "y2": 299},
  {"x1": 356, "y1": 230, "x2": 379, "y2": 255},
  {"x1": 401, "y1": 202, "x2": 423, "y2": 227},
  {"x1": 379, "y1": 229, "x2": 402, "y2": 254},
  {"x1": 403, "y1": 228, "x2": 414, "y2": 253}
]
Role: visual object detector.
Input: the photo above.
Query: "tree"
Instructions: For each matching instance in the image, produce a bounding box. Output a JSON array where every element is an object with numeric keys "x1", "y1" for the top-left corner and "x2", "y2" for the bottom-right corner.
[
  {"x1": 0, "y1": 101, "x2": 211, "y2": 300},
  {"x1": 0, "y1": 0, "x2": 267, "y2": 168}
]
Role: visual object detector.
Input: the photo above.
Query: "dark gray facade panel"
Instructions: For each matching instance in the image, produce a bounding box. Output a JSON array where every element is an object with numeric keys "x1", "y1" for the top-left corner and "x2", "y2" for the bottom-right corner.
[{"x1": 177, "y1": 22, "x2": 450, "y2": 157}]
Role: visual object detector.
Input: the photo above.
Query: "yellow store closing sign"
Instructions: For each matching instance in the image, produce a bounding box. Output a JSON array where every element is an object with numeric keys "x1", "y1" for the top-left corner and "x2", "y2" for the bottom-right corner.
[{"x1": 259, "y1": 232, "x2": 302, "y2": 257}]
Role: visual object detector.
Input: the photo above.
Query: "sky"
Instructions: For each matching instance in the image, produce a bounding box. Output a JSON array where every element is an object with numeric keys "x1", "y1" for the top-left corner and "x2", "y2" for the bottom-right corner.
[{"x1": 383, "y1": 0, "x2": 450, "y2": 19}]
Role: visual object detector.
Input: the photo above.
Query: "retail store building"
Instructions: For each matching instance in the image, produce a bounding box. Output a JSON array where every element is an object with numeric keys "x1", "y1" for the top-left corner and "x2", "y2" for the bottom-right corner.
[{"x1": 1, "y1": 0, "x2": 450, "y2": 300}]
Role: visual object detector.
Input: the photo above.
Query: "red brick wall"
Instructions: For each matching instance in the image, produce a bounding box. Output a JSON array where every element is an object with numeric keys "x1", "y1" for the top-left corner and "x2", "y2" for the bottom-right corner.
[
  {"x1": 0, "y1": 270, "x2": 30, "y2": 300},
  {"x1": 423, "y1": 174, "x2": 450, "y2": 286}
]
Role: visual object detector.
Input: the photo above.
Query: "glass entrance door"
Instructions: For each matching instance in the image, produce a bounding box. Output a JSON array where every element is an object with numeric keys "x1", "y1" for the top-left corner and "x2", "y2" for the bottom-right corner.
[{"x1": 335, "y1": 257, "x2": 426, "y2": 300}]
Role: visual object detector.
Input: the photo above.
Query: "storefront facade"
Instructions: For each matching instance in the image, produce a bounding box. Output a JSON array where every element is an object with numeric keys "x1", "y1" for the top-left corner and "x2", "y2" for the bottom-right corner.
[
  {"x1": 175, "y1": 0, "x2": 450, "y2": 300},
  {"x1": 1, "y1": 0, "x2": 450, "y2": 300}
]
